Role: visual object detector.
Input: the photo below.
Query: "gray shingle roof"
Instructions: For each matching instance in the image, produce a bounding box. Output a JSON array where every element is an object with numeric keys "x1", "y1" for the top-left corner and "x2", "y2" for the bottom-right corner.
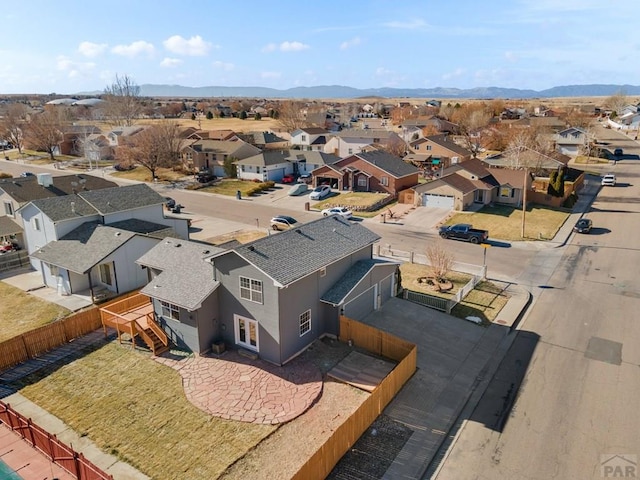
[
  {"x1": 78, "y1": 183, "x2": 165, "y2": 214},
  {"x1": 137, "y1": 238, "x2": 226, "y2": 311},
  {"x1": 320, "y1": 259, "x2": 396, "y2": 305},
  {"x1": 31, "y1": 222, "x2": 136, "y2": 273},
  {"x1": 355, "y1": 150, "x2": 420, "y2": 178},
  {"x1": 232, "y1": 215, "x2": 380, "y2": 287},
  {"x1": 285, "y1": 151, "x2": 340, "y2": 165},
  {"x1": 29, "y1": 195, "x2": 98, "y2": 222},
  {"x1": 0, "y1": 174, "x2": 117, "y2": 204},
  {"x1": 234, "y1": 150, "x2": 293, "y2": 167}
]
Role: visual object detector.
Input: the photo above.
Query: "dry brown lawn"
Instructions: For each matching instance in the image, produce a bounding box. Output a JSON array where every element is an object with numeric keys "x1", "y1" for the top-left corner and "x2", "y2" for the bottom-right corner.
[{"x1": 0, "y1": 282, "x2": 70, "y2": 341}]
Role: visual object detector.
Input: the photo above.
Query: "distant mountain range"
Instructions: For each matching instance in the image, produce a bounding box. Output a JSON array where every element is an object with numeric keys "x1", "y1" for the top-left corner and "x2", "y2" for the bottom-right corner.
[{"x1": 76, "y1": 83, "x2": 640, "y2": 100}]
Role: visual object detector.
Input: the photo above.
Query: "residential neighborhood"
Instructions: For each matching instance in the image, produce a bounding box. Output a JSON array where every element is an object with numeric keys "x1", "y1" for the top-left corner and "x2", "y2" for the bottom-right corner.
[{"x1": 1, "y1": 86, "x2": 640, "y2": 480}]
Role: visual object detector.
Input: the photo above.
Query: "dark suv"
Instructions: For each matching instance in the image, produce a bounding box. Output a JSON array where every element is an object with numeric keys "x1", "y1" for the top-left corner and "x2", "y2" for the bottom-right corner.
[{"x1": 196, "y1": 169, "x2": 216, "y2": 183}]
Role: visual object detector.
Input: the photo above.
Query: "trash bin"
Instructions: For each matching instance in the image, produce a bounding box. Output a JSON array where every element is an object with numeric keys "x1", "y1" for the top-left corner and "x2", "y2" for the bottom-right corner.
[
  {"x1": 236, "y1": 190, "x2": 242, "y2": 200},
  {"x1": 381, "y1": 213, "x2": 386, "y2": 223},
  {"x1": 304, "y1": 202, "x2": 310, "y2": 211},
  {"x1": 172, "y1": 204, "x2": 182, "y2": 214}
]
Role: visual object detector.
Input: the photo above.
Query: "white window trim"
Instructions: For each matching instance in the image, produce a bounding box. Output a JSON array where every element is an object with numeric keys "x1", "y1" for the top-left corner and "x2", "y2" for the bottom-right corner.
[
  {"x1": 240, "y1": 276, "x2": 264, "y2": 304},
  {"x1": 299, "y1": 310, "x2": 311, "y2": 337},
  {"x1": 32, "y1": 217, "x2": 41, "y2": 231},
  {"x1": 160, "y1": 300, "x2": 180, "y2": 321},
  {"x1": 99, "y1": 263, "x2": 113, "y2": 286}
]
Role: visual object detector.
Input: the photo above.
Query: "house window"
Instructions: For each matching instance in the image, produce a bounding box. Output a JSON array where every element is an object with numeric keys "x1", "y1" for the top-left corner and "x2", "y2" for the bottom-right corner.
[
  {"x1": 380, "y1": 176, "x2": 389, "y2": 186},
  {"x1": 299, "y1": 310, "x2": 311, "y2": 337},
  {"x1": 256, "y1": 167, "x2": 261, "y2": 174},
  {"x1": 426, "y1": 145, "x2": 432, "y2": 151},
  {"x1": 358, "y1": 177, "x2": 367, "y2": 187},
  {"x1": 301, "y1": 135, "x2": 307, "y2": 142},
  {"x1": 99, "y1": 263, "x2": 113, "y2": 286},
  {"x1": 160, "y1": 301, "x2": 180, "y2": 321},
  {"x1": 500, "y1": 187, "x2": 512, "y2": 197},
  {"x1": 240, "y1": 276, "x2": 263, "y2": 303},
  {"x1": 348, "y1": 148, "x2": 353, "y2": 155},
  {"x1": 241, "y1": 165, "x2": 246, "y2": 172},
  {"x1": 32, "y1": 218, "x2": 40, "y2": 231},
  {"x1": 3, "y1": 202, "x2": 13, "y2": 216}
]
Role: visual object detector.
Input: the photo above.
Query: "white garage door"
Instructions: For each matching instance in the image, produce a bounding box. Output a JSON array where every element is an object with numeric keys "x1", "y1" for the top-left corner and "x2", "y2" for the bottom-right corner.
[
  {"x1": 343, "y1": 286, "x2": 376, "y2": 321},
  {"x1": 422, "y1": 194, "x2": 454, "y2": 208}
]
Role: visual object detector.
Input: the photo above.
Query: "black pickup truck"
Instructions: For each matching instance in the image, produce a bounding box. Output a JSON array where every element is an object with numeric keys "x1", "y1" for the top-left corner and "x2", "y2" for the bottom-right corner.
[{"x1": 439, "y1": 224, "x2": 489, "y2": 244}]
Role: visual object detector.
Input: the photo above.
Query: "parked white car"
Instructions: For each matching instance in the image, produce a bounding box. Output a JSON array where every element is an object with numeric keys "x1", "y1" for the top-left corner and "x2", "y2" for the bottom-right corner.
[
  {"x1": 601, "y1": 174, "x2": 616, "y2": 186},
  {"x1": 321, "y1": 207, "x2": 352, "y2": 219},
  {"x1": 288, "y1": 183, "x2": 308, "y2": 196},
  {"x1": 309, "y1": 185, "x2": 331, "y2": 200}
]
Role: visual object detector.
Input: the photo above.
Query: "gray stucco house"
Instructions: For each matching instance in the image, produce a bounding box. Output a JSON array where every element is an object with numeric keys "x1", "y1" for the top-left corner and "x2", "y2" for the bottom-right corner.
[{"x1": 137, "y1": 215, "x2": 399, "y2": 365}]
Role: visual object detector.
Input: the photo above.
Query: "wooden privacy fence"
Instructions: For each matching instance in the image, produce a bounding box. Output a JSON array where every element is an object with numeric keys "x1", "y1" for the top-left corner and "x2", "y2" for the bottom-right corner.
[
  {"x1": 292, "y1": 317, "x2": 417, "y2": 480},
  {"x1": 0, "y1": 251, "x2": 29, "y2": 273},
  {"x1": 0, "y1": 290, "x2": 140, "y2": 372},
  {"x1": 0, "y1": 400, "x2": 113, "y2": 480}
]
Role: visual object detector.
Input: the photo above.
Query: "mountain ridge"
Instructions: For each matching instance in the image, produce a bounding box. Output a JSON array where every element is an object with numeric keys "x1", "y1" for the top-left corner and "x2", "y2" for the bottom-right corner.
[{"x1": 77, "y1": 83, "x2": 640, "y2": 99}]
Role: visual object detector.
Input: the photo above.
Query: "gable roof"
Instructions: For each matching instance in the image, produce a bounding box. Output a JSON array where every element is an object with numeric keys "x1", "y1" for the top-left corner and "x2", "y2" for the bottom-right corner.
[
  {"x1": 0, "y1": 215, "x2": 21, "y2": 236},
  {"x1": 483, "y1": 147, "x2": 565, "y2": 169},
  {"x1": 234, "y1": 149, "x2": 292, "y2": 167},
  {"x1": 320, "y1": 259, "x2": 397, "y2": 305},
  {"x1": 0, "y1": 174, "x2": 117, "y2": 204},
  {"x1": 228, "y1": 215, "x2": 380, "y2": 287},
  {"x1": 335, "y1": 128, "x2": 397, "y2": 140},
  {"x1": 27, "y1": 195, "x2": 98, "y2": 222},
  {"x1": 78, "y1": 183, "x2": 165, "y2": 215},
  {"x1": 293, "y1": 127, "x2": 329, "y2": 135},
  {"x1": 186, "y1": 139, "x2": 260, "y2": 156},
  {"x1": 486, "y1": 167, "x2": 528, "y2": 188},
  {"x1": 137, "y1": 238, "x2": 226, "y2": 311},
  {"x1": 30, "y1": 219, "x2": 175, "y2": 274},
  {"x1": 351, "y1": 150, "x2": 419, "y2": 178},
  {"x1": 413, "y1": 134, "x2": 471, "y2": 157},
  {"x1": 285, "y1": 151, "x2": 340, "y2": 165},
  {"x1": 240, "y1": 131, "x2": 287, "y2": 146}
]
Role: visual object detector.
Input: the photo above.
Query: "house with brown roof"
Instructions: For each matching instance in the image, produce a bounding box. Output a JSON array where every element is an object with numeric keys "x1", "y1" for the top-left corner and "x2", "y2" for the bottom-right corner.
[
  {"x1": 238, "y1": 131, "x2": 289, "y2": 150},
  {"x1": 290, "y1": 127, "x2": 331, "y2": 152},
  {"x1": 324, "y1": 129, "x2": 406, "y2": 158},
  {"x1": 311, "y1": 150, "x2": 419, "y2": 195},
  {"x1": 181, "y1": 139, "x2": 261, "y2": 176}
]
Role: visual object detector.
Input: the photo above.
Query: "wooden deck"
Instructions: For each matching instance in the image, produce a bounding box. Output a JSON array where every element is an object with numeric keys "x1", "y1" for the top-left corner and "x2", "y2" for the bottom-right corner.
[{"x1": 327, "y1": 351, "x2": 397, "y2": 392}]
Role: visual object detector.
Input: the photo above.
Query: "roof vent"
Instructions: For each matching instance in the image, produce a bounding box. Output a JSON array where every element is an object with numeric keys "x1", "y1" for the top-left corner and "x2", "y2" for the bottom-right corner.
[
  {"x1": 248, "y1": 246, "x2": 255, "y2": 251},
  {"x1": 115, "y1": 232, "x2": 121, "y2": 236},
  {"x1": 203, "y1": 250, "x2": 210, "y2": 254},
  {"x1": 175, "y1": 243, "x2": 181, "y2": 247},
  {"x1": 37, "y1": 173, "x2": 53, "y2": 187}
]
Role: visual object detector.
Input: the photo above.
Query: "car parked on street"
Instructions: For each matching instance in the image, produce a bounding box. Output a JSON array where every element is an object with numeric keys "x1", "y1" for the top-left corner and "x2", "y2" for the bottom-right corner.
[
  {"x1": 309, "y1": 185, "x2": 331, "y2": 200},
  {"x1": 321, "y1": 207, "x2": 353, "y2": 219},
  {"x1": 270, "y1": 215, "x2": 298, "y2": 231},
  {"x1": 438, "y1": 223, "x2": 489, "y2": 244},
  {"x1": 601, "y1": 174, "x2": 616, "y2": 186},
  {"x1": 288, "y1": 183, "x2": 309, "y2": 196},
  {"x1": 19, "y1": 172, "x2": 35, "y2": 177},
  {"x1": 573, "y1": 218, "x2": 593, "y2": 234}
]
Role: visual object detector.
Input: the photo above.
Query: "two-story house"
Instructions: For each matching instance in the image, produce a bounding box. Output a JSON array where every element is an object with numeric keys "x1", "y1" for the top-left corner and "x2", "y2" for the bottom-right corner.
[
  {"x1": 555, "y1": 127, "x2": 587, "y2": 156},
  {"x1": 290, "y1": 127, "x2": 331, "y2": 152},
  {"x1": 407, "y1": 134, "x2": 472, "y2": 170},
  {"x1": 17, "y1": 183, "x2": 189, "y2": 300},
  {"x1": 136, "y1": 215, "x2": 398, "y2": 365},
  {"x1": 181, "y1": 139, "x2": 261, "y2": 176},
  {"x1": 324, "y1": 129, "x2": 406, "y2": 158},
  {"x1": 0, "y1": 173, "x2": 117, "y2": 250}
]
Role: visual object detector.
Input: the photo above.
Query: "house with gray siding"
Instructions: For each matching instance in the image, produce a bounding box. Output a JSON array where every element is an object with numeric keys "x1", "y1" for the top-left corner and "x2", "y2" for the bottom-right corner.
[{"x1": 137, "y1": 215, "x2": 398, "y2": 365}]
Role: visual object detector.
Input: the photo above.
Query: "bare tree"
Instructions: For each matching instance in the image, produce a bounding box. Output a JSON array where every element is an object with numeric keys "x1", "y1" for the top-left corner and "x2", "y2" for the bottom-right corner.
[
  {"x1": 115, "y1": 123, "x2": 182, "y2": 180},
  {"x1": 604, "y1": 90, "x2": 628, "y2": 115},
  {"x1": 426, "y1": 241, "x2": 454, "y2": 282},
  {"x1": 0, "y1": 103, "x2": 28, "y2": 153},
  {"x1": 450, "y1": 103, "x2": 493, "y2": 158},
  {"x1": 24, "y1": 110, "x2": 66, "y2": 160},
  {"x1": 103, "y1": 74, "x2": 142, "y2": 127},
  {"x1": 277, "y1": 100, "x2": 307, "y2": 131}
]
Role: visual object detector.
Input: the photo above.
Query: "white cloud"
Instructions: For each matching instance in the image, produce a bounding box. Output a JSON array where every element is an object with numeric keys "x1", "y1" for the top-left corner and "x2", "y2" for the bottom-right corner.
[
  {"x1": 56, "y1": 55, "x2": 96, "y2": 78},
  {"x1": 280, "y1": 41, "x2": 309, "y2": 52},
  {"x1": 262, "y1": 41, "x2": 310, "y2": 52},
  {"x1": 163, "y1": 35, "x2": 214, "y2": 56},
  {"x1": 261, "y1": 71, "x2": 281, "y2": 79},
  {"x1": 160, "y1": 57, "x2": 182, "y2": 68},
  {"x1": 375, "y1": 67, "x2": 393, "y2": 77},
  {"x1": 340, "y1": 37, "x2": 361, "y2": 50},
  {"x1": 78, "y1": 41, "x2": 108, "y2": 58},
  {"x1": 212, "y1": 61, "x2": 234, "y2": 71},
  {"x1": 111, "y1": 41, "x2": 155, "y2": 58},
  {"x1": 441, "y1": 68, "x2": 466, "y2": 81}
]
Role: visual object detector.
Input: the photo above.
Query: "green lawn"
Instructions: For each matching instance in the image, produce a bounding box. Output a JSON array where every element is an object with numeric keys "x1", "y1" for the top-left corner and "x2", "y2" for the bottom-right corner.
[
  {"x1": 445, "y1": 204, "x2": 570, "y2": 241},
  {"x1": 0, "y1": 283, "x2": 70, "y2": 341},
  {"x1": 18, "y1": 342, "x2": 275, "y2": 479},
  {"x1": 200, "y1": 179, "x2": 267, "y2": 197}
]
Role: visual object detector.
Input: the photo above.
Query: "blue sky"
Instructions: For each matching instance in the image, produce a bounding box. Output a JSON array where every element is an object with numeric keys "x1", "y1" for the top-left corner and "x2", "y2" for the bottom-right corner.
[{"x1": 1, "y1": 0, "x2": 638, "y2": 94}]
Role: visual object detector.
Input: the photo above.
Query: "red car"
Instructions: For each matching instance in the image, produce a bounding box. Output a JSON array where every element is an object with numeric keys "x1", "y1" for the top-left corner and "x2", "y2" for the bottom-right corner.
[{"x1": 281, "y1": 174, "x2": 295, "y2": 184}]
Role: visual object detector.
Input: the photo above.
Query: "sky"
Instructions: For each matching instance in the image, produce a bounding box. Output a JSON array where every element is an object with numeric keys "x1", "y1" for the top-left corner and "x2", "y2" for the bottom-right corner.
[{"x1": 1, "y1": 0, "x2": 638, "y2": 95}]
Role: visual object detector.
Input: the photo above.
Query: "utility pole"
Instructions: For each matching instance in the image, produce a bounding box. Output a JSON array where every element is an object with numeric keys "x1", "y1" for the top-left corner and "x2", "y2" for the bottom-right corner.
[{"x1": 521, "y1": 167, "x2": 528, "y2": 238}]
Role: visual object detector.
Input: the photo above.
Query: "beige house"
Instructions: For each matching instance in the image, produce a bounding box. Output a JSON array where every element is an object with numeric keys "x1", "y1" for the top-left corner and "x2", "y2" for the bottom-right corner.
[{"x1": 181, "y1": 139, "x2": 261, "y2": 177}]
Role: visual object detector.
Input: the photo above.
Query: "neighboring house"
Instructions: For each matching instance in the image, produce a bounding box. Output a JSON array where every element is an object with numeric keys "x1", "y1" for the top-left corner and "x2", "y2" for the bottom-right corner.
[
  {"x1": 485, "y1": 146, "x2": 568, "y2": 172},
  {"x1": 17, "y1": 183, "x2": 189, "y2": 297},
  {"x1": 105, "y1": 126, "x2": 145, "y2": 148},
  {"x1": 555, "y1": 127, "x2": 588, "y2": 156},
  {"x1": 238, "y1": 131, "x2": 289, "y2": 150},
  {"x1": 137, "y1": 215, "x2": 398, "y2": 365},
  {"x1": 412, "y1": 158, "x2": 532, "y2": 210},
  {"x1": 57, "y1": 125, "x2": 102, "y2": 156},
  {"x1": 181, "y1": 139, "x2": 261, "y2": 176},
  {"x1": 508, "y1": 116, "x2": 566, "y2": 132},
  {"x1": 30, "y1": 219, "x2": 177, "y2": 300},
  {"x1": 311, "y1": 150, "x2": 420, "y2": 195},
  {"x1": 290, "y1": 127, "x2": 331, "y2": 152},
  {"x1": 284, "y1": 151, "x2": 341, "y2": 177},
  {"x1": 408, "y1": 134, "x2": 472, "y2": 167},
  {"x1": 0, "y1": 173, "x2": 117, "y2": 250},
  {"x1": 324, "y1": 129, "x2": 406, "y2": 157},
  {"x1": 234, "y1": 150, "x2": 293, "y2": 182}
]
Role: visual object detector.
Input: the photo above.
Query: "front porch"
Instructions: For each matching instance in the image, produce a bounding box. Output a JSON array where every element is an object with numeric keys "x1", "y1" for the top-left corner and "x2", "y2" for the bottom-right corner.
[{"x1": 99, "y1": 293, "x2": 170, "y2": 355}]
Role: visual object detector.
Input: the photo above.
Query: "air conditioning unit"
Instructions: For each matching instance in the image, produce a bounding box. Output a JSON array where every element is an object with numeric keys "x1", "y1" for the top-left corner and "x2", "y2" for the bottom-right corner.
[{"x1": 37, "y1": 173, "x2": 53, "y2": 187}]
